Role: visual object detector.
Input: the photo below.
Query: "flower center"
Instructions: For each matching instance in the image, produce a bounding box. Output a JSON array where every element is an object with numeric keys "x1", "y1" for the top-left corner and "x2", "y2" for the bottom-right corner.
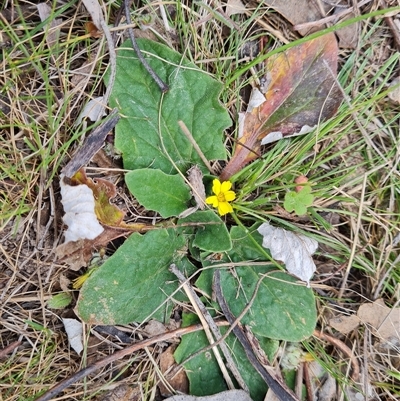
[{"x1": 217, "y1": 193, "x2": 226, "y2": 202}]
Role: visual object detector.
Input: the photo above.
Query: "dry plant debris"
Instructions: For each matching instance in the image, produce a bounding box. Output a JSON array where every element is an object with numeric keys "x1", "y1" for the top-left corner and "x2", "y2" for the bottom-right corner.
[{"x1": 1, "y1": 1, "x2": 399, "y2": 401}]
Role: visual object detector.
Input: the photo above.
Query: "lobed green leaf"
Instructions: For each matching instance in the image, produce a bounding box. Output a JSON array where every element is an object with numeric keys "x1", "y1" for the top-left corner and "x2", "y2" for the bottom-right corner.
[{"x1": 107, "y1": 39, "x2": 231, "y2": 175}]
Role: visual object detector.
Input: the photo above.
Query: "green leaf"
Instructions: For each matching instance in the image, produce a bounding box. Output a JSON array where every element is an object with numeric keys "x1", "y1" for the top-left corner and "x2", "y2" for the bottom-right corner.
[
  {"x1": 174, "y1": 313, "x2": 279, "y2": 401},
  {"x1": 24, "y1": 320, "x2": 47, "y2": 331},
  {"x1": 178, "y1": 210, "x2": 232, "y2": 252},
  {"x1": 174, "y1": 313, "x2": 227, "y2": 396},
  {"x1": 47, "y1": 292, "x2": 72, "y2": 309},
  {"x1": 297, "y1": 185, "x2": 314, "y2": 206},
  {"x1": 284, "y1": 186, "x2": 314, "y2": 216},
  {"x1": 24, "y1": 320, "x2": 53, "y2": 336},
  {"x1": 126, "y1": 168, "x2": 191, "y2": 217},
  {"x1": 218, "y1": 267, "x2": 316, "y2": 341},
  {"x1": 283, "y1": 191, "x2": 297, "y2": 213},
  {"x1": 76, "y1": 229, "x2": 194, "y2": 324},
  {"x1": 107, "y1": 39, "x2": 231, "y2": 174},
  {"x1": 197, "y1": 226, "x2": 317, "y2": 341}
]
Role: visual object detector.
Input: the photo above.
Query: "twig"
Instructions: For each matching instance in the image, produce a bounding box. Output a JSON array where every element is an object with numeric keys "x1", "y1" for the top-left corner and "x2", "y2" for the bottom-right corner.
[
  {"x1": 62, "y1": 109, "x2": 120, "y2": 178},
  {"x1": 124, "y1": 0, "x2": 169, "y2": 93},
  {"x1": 170, "y1": 264, "x2": 248, "y2": 392},
  {"x1": 293, "y1": 0, "x2": 373, "y2": 31},
  {"x1": 173, "y1": 267, "x2": 277, "y2": 369},
  {"x1": 99, "y1": 15, "x2": 117, "y2": 120},
  {"x1": 313, "y1": 329, "x2": 360, "y2": 381},
  {"x1": 302, "y1": 362, "x2": 314, "y2": 401},
  {"x1": 178, "y1": 120, "x2": 215, "y2": 175},
  {"x1": 81, "y1": 0, "x2": 117, "y2": 121},
  {"x1": 295, "y1": 362, "x2": 304, "y2": 400},
  {"x1": 362, "y1": 329, "x2": 370, "y2": 398},
  {"x1": 159, "y1": 3, "x2": 172, "y2": 33},
  {"x1": 34, "y1": 321, "x2": 228, "y2": 401},
  {"x1": 214, "y1": 270, "x2": 300, "y2": 401},
  {"x1": 338, "y1": 174, "x2": 367, "y2": 300},
  {"x1": 380, "y1": 0, "x2": 400, "y2": 51},
  {"x1": 0, "y1": 341, "x2": 22, "y2": 359}
]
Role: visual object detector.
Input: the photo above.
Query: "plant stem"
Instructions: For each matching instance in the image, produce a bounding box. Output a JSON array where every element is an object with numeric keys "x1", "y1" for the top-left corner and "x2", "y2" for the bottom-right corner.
[{"x1": 124, "y1": 0, "x2": 169, "y2": 93}]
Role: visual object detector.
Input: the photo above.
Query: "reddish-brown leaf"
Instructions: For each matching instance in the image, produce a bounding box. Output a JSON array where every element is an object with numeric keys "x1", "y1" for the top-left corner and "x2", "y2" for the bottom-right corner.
[
  {"x1": 55, "y1": 227, "x2": 130, "y2": 270},
  {"x1": 220, "y1": 33, "x2": 342, "y2": 181}
]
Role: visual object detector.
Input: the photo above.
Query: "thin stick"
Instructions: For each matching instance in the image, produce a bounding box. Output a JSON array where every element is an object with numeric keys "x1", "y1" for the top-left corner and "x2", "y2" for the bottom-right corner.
[
  {"x1": 174, "y1": 267, "x2": 278, "y2": 369},
  {"x1": 293, "y1": 0, "x2": 373, "y2": 31},
  {"x1": 170, "y1": 264, "x2": 248, "y2": 392},
  {"x1": 34, "y1": 321, "x2": 227, "y2": 401},
  {"x1": 178, "y1": 120, "x2": 215, "y2": 174},
  {"x1": 380, "y1": 0, "x2": 400, "y2": 51},
  {"x1": 62, "y1": 109, "x2": 120, "y2": 178},
  {"x1": 338, "y1": 174, "x2": 367, "y2": 300},
  {"x1": 124, "y1": 0, "x2": 169, "y2": 93},
  {"x1": 81, "y1": 0, "x2": 117, "y2": 121},
  {"x1": 0, "y1": 341, "x2": 22, "y2": 359},
  {"x1": 214, "y1": 269, "x2": 300, "y2": 401},
  {"x1": 295, "y1": 362, "x2": 304, "y2": 400},
  {"x1": 302, "y1": 362, "x2": 314, "y2": 401},
  {"x1": 313, "y1": 329, "x2": 360, "y2": 381}
]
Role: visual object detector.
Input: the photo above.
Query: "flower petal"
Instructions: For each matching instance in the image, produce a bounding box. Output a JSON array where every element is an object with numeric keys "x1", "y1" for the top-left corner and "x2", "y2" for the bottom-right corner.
[
  {"x1": 206, "y1": 195, "x2": 219, "y2": 208},
  {"x1": 224, "y1": 190, "x2": 236, "y2": 202},
  {"x1": 218, "y1": 201, "x2": 233, "y2": 216},
  {"x1": 220, "y1": 181, "x2": 232, "y2": 192},
  {"x1": 212, "y1": 179, "x2": 221, "y2": 195}
]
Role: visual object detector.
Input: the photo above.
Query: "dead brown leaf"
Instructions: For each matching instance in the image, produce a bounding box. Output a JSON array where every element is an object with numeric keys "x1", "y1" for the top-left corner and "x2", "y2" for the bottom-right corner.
[
  {"x1": 159, "y1": 345, "x2": 189, "y2": 396},
  {"x1": 357, "y1": 298, "x2": 400, "y2": 342},
  {"x1": 263, "y1": 0, "x2": 360, "y2": 47},
  {"x1": 329, "y1": 314, "x2": 360, "y2": 334},
  {"x1": 96, "y1": 382, "x2": 140, "y2": 401},
  {"x1": 56, "y1": 227, "x2": 129, "y2": 270},
  {"x1": 225, "y1": 0, "x2": 246, "y2": 17},
  {"x1": 263, "y1": 0, "x2": 325, "y2": 36}
]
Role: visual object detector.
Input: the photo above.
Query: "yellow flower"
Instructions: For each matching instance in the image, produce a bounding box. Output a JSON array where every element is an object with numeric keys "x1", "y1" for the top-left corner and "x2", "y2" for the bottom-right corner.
[{"x1": 206, "y1": 179, "x2": 236, "y2": 216}]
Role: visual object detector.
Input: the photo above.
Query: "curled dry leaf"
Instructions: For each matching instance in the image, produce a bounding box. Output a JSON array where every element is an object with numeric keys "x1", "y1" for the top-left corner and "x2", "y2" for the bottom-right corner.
[
  {"x1": 264, "y1": 0, "x2": 360, "y2": 47},
  {"x1": 263, "y1": 0, "x2": 325, "y2": 36},
  {"x1": 84, "y1": 21, "x2": 103, "y2": 38},
  {"x1": 308, "y1": 360, "x2": 337, "y2": 401},
  {"x1": 59, "y1": 167, "x2": 150, "y2": 269},
  {"x1": 257, "y1": 222, "x2": 318, "y2": 285},
  {"x1": 60, "y1": 174, "x2": 104, "y2": 243},
  {"x1": 75, "y1": 97, "x2": 106, "y2": 125},
  {"x1": 60, "y1": 167, "x2": 127, "y2": 242},
  {"x1": 81, "y1": 0, "x2": 103, "y2": 32},
  {"x1": 68, "y1": 169, "x2": 151, "y2": 230},
  {"x1": 37, "y1": 3, "x2": 62, "y2": 48},
  {"x1": 71, "y1": 169, "x2": 125, "y2": 226}
]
